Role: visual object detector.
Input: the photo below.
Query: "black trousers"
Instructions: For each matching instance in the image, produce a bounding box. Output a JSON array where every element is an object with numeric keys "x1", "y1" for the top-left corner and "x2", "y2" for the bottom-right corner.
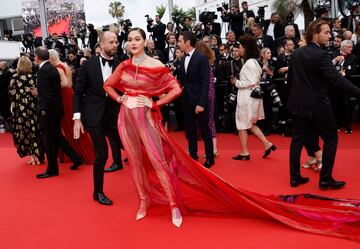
[
  {"x1": 39, "y1": 110, "x2": 63, "y2": 174},
  {"x1": 60, "y1": 135, "x2": 82, "y2": 164},
  {"x1": 183, "y1": 103, "x2": 214, "y2": 160},
  {"x1": 87, "y1": 117, "x2": 122, "y2": 193},
  {"x1": 290, "y1": 104, "x2": 338, "y2": 181}
]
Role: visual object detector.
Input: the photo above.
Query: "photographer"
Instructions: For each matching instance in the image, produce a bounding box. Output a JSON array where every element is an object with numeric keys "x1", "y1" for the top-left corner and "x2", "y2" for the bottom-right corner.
[
  {"x1": 22, "y1": 33, "x2": 35, "y2": 53},
  {"x1": 330, "y1": 40, "x2": 358, "y2": 133},
  {"x1": 87, "y1": 24, "x2": 98, "y2": 54},
  {"x1": 263, "y1": 13, "x2": 284, "y2": 41},
  {"x1": 182, "y1": 16, "x2": 193, "y2": 32},
  {"x1": 214, "y1": 43, "x2": 232, "y2": 131},
  {"x1": 285, "y1": 12, "x2": 300, "y2": 40},
  {"x1": 146, "y1": 15, "x2": 166, "y2": 50},
  {"x1": 163, "y1": 33, "x2": 177, "y2": 64},
  {"x1": 341, "y1": 3, "x2": 360, "y2": 33},
  {"x1": 220, "y1": 4, "x2": 244, "y2": 40},
  {"x1": 240, "y1": 1, "x2": 255, "y2": 34},
  {"x1": 197, "y1": 12, "x2": 221, "y2": 39}
]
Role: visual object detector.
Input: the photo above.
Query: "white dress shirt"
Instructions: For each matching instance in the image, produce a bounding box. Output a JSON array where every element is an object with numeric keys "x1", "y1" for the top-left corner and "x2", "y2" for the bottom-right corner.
[
  {"x1": 266, "y1": 23, "x2": 275, "y2": 40},
  {"x1": 184, "y1": 48, "x2": 195, "y2": 74}
]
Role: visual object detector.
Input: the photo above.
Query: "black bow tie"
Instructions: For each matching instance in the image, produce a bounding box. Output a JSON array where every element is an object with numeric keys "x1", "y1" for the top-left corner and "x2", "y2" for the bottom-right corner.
[
  {"x1": 185, "y1": 53, "x2": 190, "y2": 57},
  {"x1": 101, "y1": 57, "x2": 114, "y2": 67}
]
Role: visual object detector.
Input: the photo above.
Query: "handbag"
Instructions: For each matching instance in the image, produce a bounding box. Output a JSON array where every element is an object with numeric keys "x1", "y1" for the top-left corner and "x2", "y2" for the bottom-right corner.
[{"x1": 250, "y1": 85, "x2": 264, "y2": 99}]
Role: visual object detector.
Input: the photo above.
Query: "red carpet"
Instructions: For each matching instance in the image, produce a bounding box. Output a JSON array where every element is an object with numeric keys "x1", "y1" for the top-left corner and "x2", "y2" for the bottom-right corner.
[
  {"x1": 34, "y1": 17, "x2": 70, "y2": 37},
  {"x1": 0, "y1": 130, "x2": 359, "y2": 248}
]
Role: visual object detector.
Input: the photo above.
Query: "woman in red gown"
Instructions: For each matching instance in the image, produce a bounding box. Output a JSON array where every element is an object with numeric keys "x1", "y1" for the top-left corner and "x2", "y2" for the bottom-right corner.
[
  {"x1": 104, "y1": 28, "x2": 360, "y2": 242},
  {"x1": 48, "y1": 49, "x2": 95, "y2": 165}
]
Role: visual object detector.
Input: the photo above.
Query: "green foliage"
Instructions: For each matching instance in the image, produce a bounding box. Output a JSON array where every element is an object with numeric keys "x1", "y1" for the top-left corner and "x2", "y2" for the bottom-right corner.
[
  {"x1": 108, "y1": 1, "x2": 125, "y2": 23},
  {"x1": 156, "y1": 4, "x2": 166, "y2": 19}
]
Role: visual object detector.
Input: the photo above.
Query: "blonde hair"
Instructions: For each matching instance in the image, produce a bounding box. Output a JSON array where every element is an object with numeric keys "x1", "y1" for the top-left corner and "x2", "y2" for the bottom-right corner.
[
  {"x1": 17, "y1": 56, "x2": 33, "y2": 75},
  {"x1": 260, "y1": 47, "x2": 271, "y2": 57},
  {"x1": 246, "y1": 17, "x2": 255, "y2": 29}
]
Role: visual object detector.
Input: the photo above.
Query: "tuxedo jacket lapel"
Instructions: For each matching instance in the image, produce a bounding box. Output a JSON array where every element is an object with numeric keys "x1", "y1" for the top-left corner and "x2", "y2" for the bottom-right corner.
[
  {"x1": 186, "y1": 51, "x2": 197, "y2": 76},
  {"x1": 94, "y1": 56, "x2": 106, "y2": 96}
]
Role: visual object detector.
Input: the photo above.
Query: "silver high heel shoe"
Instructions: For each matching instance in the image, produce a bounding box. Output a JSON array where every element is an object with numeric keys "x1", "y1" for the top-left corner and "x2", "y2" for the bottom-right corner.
[{"x1": 171, "y1": 206, "x2": 182, "y2": 228}]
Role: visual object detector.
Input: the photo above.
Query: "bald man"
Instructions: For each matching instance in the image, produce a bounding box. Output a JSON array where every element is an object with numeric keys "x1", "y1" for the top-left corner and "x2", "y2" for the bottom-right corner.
[{"x1": 73, "y1": 31, "x2": 123, "y2": 205}]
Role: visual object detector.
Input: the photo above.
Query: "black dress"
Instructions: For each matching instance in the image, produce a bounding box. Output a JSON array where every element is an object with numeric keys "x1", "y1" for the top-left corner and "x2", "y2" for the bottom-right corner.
[{"x1": 9, "y1": 73, "x2": 42, "y2": 158}]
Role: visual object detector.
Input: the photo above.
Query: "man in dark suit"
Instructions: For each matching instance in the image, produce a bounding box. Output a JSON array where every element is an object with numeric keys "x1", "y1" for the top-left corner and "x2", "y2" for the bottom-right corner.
[
  {"x1": 263, "y1": 13, "x2": 284, "y2": 41},
  {"x1": 177, "y1": 31, "x2": 214, "y2": 168},
  {"x1": 240, "y1": 1, "x2": 255, "y2": 34},
  {"x1": 34, "y1": 47, "x2": 64, "y2": 178},
  {"x1": 73, "y1": 31, "x2": 123, "y2": 205},
  {"x1": 252, "y1": 23, "x2": 275, "y2": 55},
  {"x1": 221, "y1": 4, "x2": 243, "y2": 40},
  {"x1": 182, "y1": 16, "x2": 193, "y2": 32},
  {"x1": 287, "y1": 19, "x2": 360, "y2": 190},
  {"x1": 147, "y1": 15, "x2": 166, "y2": 50},
  {"x1": 87, "y1": 24, "x2": 98, "y2": 54},
  {"x1": 163, "y1": 33, "x2": 177, "y2": 64}
]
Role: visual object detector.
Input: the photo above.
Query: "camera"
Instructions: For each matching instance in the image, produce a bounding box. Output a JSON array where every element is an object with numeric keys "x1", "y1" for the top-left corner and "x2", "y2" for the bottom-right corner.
[
  {"x1": 199, "y1": 11, "x2": 218, "y2": 24},
  {"x1": 228, "y1": 88, "x2": 237, "y2": 105},
  {"x1": 123, "y1": 19, "x2": 132, "y2": 29},
  {"x1": 145, "y1": 15, "x2": 153, "y2": 25},
  {"x1": 217, "y1": 2, "x2": 229, "y2": 12},
  {"x1": 171, "y1": 13, "x2": 182, "y2": 24},
  {"x1": 260, "y1": 81, "x2": 282, "y2": 107},
  {"x1": 257, "y1": 5, "x2": 268, "y2": 23}
]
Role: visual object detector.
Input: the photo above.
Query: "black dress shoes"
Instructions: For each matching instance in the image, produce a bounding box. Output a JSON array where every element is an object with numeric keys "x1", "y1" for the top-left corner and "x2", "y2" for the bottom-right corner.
[
  {"x1": 70, "y1": 159, "x2": 85, "y2": 170},
  {"x1": 232, "y1": 154, "x2": 250, "y2": 160},
  {"x1": 36, "y1": 172, "x2": 59, "y2": 179},
  {"x1": 263, "y1": 144, "x2": 277, "y2": 158},
  {"x1": 93, "y1": 192, "x2": 113, "y2": 205},
  {"x1": 203, "y1": 159, "x2": 215, "y2": 168},
  {"x1": 104, "y1": 163, "x2": 123, "y2": 173},
  {"x1": 290, "y1": 176, "x2": 309, "y2": 187},
  {"x1": 319, "y1": 178, "x2": 346, "y2": 190}
]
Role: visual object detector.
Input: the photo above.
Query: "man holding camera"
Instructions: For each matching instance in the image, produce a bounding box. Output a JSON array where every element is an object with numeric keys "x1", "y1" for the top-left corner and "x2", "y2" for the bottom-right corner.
[
  {"x1": 221, "y1": 4, "x2": 243, "y2": 40},
  {"x1": 147, "y1": 15, "x2": 166, "y2": 50}
]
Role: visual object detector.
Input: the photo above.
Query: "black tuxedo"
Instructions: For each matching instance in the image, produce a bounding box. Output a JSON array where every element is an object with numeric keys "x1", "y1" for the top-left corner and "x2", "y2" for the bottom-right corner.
[
  {"x1": 37, "y1": 61, "x2": 64, "y2": 174},
  {"x1": 287, "y1": 43, "x2": 360, "y2": 182},
  {"x1": 179, "y1": 50, "x2": 214, "y2": 160},
  {"x1": 221, "y1": 11, "x2": 243, "y2": 39},
  {"x1": 163, "y1": 46, "x2": 176, "y2": 63},
  {"x1": 263, "y1": 20, "x2": 284, "y2": 40},
  {"x1": 256, "y1": 35, "x2": 276, "y2": 55},
  {"x1": 73, "y1": 56, "x2": 122, "y2": 193},
  {"x1": 147, "y1": 22, "x2": 166, "y2": 50}
]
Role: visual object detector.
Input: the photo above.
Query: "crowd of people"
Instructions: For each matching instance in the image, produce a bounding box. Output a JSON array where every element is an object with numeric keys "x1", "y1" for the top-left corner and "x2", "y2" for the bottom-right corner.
[{"x1": 0, "y1": 1, "x2": 360, "y2": 241}]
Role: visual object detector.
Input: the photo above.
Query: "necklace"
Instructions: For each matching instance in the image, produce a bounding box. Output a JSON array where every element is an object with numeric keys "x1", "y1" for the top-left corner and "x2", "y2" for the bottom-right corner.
[{"x1": 133, "y1": 53, "x2": 147, "y2": 81}]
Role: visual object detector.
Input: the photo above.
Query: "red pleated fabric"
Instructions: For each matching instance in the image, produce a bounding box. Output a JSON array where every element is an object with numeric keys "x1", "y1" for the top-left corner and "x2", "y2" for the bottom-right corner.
[
  {"x1": 57, "y1": 64, "x2": 95, "y2": 164},
  {"x1": 105, "y1": 59, "x2": 360, "y2": 242}
]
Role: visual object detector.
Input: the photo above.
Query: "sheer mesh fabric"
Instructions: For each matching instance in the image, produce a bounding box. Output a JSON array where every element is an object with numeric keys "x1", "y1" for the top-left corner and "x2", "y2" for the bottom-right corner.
[{"x1": 104, "y1": 59, "x2": 360, "y2": 242}]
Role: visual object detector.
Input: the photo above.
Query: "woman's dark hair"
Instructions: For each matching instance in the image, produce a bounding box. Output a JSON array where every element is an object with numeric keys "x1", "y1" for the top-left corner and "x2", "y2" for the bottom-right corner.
[
  {"x1": 238, "y1": 34, "x2": 260, "y2": 61},
  {"x1": 305, "y1": 19, "x2": 329, "y2": 44},
  {"x1": 210, "y1": 34, "x2": 222, "y2": 46},
  {"x1": 180, "y1": 31, "x2": 196, "y2": 47},
  {"x1": 129, "y1": 28, "x2": 146, "y2": 40}
]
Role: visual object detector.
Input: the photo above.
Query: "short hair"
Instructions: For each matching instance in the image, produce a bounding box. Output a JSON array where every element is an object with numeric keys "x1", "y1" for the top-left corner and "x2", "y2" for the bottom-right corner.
[
  {"x1": 94, "y1": 42, "x2": 100, "y2": 50},
  {"x1": 283, "y1": 38, "x2": 294, "y2": 46},
  {"x1": 239, "y1": 34, "x2": 260, "y2": 61},
  {"x1": 129, "y1": 28, "x2": 146, "y2": 40},
  {"x1": 252, "y1": 23, "x2": 262, "y2": 30},
  {"x1": 17, "y1": 56, "x2": 33, "y2": 74},
  {"x1": 226, "y1": 31, "x2": 235, "y2": 36},
  {"x1": 34, "y1": 47, "x2": 49, "y2": 61},
  {"x1": 166, "y1": 32, "x2": 176, "y2": 41},
  {"x1": 219, "y1": 43, "x2": 229, "y2": 50},
  {"x1": 195, "y1": 41, "x2": 215, "y2": 64},
  {"x1": 180, "y1": 31, "x2": 196, "y2": 47},
  {"x1": 335, "y1": 34, "x2": 343, "y2": 40},
  {"x1": 285, "y1": 25, "x2": 295, "y2": 32},
  {"x1": 271, "y1": 13, "x2": 279, "y2": 18},
  {"x1": 242, "y1": 1, "x2": 248, "y2": 5},
  {"x1": 183, "y1": 16, "x2": 192, "y2": 22},
  {"x1": 341, "y1": 39, "x2": 353, "y2": 48},
  {"x1": 305, "y1": 19, "x2": 329, "y2": 44},
  {"x1": 48, "y1": 49, "x2": 59, "y2": 60},
  {"x1": 68, "y1": 49, "x2": 77, "y2": 56}
]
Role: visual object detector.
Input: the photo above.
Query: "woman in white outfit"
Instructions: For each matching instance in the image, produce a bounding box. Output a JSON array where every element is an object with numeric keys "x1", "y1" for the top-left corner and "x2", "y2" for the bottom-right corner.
[{"x1": 231, "y1": 35, "x2": 276, "y2": 160}]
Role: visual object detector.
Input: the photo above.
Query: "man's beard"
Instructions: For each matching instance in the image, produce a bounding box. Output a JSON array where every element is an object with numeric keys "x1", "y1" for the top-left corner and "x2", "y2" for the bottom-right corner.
[{"x1": 104, "y1": 49, "x2": 116, "y2": 57}]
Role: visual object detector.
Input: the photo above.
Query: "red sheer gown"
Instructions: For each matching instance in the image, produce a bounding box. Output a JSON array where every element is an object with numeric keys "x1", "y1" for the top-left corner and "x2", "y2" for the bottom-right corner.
[
  {"x1": 57, "y1": 64, "x2": 95, "y2": 164},
  {"x1": 104, "y1": 59, "x2": 360, "y2": 242}
]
